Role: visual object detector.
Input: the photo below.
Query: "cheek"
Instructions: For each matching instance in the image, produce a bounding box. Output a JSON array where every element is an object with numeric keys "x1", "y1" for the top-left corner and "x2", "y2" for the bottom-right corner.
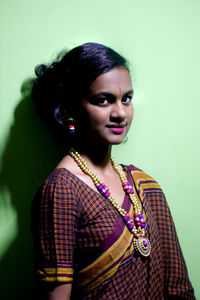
[
  {"x1": 86, "y1": 108, "x2": 107, "y2": 126},
  {"x1": 80, "y1": 110, "x2": 103, "y2": 131},
  {"x1": 127, "y1": 105, "x2": 134, "y2": 121},
  {"x1": 88, "y1": 115, "x2": 106, "y2": 131}
]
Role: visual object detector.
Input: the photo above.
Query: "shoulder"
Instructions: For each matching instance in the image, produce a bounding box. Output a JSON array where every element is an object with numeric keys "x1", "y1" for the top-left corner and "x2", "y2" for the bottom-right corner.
[
  {"x1": 41, "y1": 167, "x2": 89, "y2": 192},
  {"x1": 124, "y1": 164, "x2": 164, "y2": 198},
  {"x1": 34, "y1": 167, "x2": 99, "y2": 205},
  {"x1": 124, "y1": 164, "x2": 161, "y2": 187},
  {"x1": 43, "y1": 168, "x2": 76, "y2": 186},
  {"x1": 33, "y1": 168, "x2": 83, "y2": 205},
  {"x1": 32, "y1": 168, "x2": 84, "y2": 219},
  {"x1": 125, "y1": 165, "x2": 170, "y2": 218}
]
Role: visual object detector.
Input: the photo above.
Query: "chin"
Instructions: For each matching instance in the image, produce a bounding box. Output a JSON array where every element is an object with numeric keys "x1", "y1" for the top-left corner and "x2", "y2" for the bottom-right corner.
[
  {"x1": 89, "y1": 133, "x2": 127, "y2": 145},
  {"x1": 107, "y1": 136, "x2": 126, "y2": 145},
  {"x1": 111, "y1": 141, "x2": 124, "y2": 145}
]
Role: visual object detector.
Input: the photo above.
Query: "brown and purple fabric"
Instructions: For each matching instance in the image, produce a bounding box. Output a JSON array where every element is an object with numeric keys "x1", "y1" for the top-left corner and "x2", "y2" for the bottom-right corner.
[{"x1": 31, "y1": 165, "x2": 195, "y2": 299}]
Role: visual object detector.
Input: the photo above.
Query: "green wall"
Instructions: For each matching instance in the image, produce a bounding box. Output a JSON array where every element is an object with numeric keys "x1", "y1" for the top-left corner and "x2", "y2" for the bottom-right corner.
[{"x1": 0, "y1": 0, "x2": 199, "y2": 298}]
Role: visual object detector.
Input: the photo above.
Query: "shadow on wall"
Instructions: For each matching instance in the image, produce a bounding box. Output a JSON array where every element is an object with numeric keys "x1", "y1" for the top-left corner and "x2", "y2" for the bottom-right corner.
[{"x1": 0, "y1": 78, "x2": 66, "y2": 300}]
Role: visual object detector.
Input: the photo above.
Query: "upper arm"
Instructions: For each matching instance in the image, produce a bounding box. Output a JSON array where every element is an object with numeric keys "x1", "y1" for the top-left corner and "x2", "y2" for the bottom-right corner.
[
  {"x1": 31, "y1": 175, "x2": 80, "y2": 291},
  {"x1": 146, "y1": 190, "x2": 195, "y2": 299}
]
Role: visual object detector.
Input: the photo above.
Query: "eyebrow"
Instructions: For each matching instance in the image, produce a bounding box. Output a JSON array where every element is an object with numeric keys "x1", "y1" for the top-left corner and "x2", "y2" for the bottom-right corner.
[{"x1": 91, "y1": 89, "x2": 134, "y2": 98}]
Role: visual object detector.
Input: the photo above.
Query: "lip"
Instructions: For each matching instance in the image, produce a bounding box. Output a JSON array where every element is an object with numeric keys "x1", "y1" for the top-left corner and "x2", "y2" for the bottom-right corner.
[
  {"x1": 109, "y1": 127, "x2": 125, "y2": 133},
  {"x1": 106, "y1": 123, "x2": 127, "y2": 134}
]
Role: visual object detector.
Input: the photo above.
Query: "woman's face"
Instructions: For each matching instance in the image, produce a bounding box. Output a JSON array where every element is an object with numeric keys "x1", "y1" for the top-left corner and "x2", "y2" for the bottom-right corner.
[{"x1": 79, "y1": 67, "x2": 134, "y2": 145}]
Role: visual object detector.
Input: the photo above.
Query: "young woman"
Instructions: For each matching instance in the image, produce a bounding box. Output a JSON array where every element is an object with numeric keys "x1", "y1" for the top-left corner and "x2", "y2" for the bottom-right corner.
[{"x1": 31, "y1": 43, "x2": 195, "y2": 299}]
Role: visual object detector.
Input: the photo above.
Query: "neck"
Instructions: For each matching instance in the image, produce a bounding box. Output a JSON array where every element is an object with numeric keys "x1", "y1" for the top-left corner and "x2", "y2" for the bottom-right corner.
[{"x1": 74, "y1": 139, "x2": 112, "y2": 169}]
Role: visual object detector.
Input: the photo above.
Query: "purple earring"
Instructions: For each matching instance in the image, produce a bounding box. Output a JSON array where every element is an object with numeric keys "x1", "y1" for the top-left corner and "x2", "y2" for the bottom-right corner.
[{"x1": 67, "y1": 118, "x2": 75, "y2": 134}]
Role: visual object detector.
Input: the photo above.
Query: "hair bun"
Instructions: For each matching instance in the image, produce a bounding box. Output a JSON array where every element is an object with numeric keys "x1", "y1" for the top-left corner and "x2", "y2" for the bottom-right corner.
[{"x1": 34, "y1": 64, "x2": 48, "y2": 77}]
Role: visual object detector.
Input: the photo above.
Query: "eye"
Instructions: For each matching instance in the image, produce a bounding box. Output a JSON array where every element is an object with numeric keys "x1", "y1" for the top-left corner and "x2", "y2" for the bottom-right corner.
[
  {"x1": 96, "y1": 98, "x2": 109, "y2": 106},
  {"x1": 89, "y1": 97, "x2": 110, "y2": 106},
  {"x1": 122, "y1": 95, "x2": 132, "y2": 104}
]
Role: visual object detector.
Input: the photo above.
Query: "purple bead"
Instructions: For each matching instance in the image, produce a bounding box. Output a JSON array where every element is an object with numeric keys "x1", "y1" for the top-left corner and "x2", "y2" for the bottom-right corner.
[
  {"x1": 141, "y1": 223, "x2": 146, "y2": 228},
  {"x1": 143, "y1": 240, "x2": 147, "y2": 247},
  {"x1": 139, "y1": 214, "x2": 143, "y2": 218},
  {"x1": 123, "y1": 216, "x2": 128, "y2": 221},
  {"x1": 104, "y1": 193, "x2": 109, "y2": 198},
  {"x1": 129, "y1": 225, "x2": 134, "y2": 229},
  {"x1": 98, "y1": 185, "x2": 103, "y2": 190}
]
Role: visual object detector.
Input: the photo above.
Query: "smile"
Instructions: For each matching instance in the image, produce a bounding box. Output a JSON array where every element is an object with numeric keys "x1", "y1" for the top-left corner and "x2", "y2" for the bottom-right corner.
[
  {"x1": 106, "y1": 124, "x2": 127, "y2": 134},
  {"x1": 109, "y1": 127, "x2": 125, "y2": 134}
]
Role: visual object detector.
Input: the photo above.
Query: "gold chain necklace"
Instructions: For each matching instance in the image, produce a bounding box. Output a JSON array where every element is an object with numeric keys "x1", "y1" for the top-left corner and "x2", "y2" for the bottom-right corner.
[{"x1": 69, "y1": 148, "x2": 151, "y2": 257}]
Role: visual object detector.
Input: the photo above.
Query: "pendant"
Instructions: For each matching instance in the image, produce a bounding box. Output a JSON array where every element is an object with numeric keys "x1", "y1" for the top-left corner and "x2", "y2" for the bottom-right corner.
[{"x1": 133, "y1": 237, "x2": 151, "y2": 257}]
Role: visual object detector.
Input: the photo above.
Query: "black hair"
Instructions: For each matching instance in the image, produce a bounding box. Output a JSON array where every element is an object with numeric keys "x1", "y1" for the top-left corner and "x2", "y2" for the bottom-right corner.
[{"x1": 32, "y1": 42, "x2": 129, "y2": 141}]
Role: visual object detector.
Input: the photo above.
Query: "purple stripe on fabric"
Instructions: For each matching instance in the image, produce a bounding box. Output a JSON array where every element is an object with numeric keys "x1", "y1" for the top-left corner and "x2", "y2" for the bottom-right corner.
[
  {"x1": 139, "y1": 179, "x2": 156, "y2": 183},
  {"x1": 101, "y1": 167, "x2": 133, "y2": 250},
  {"x1": 57, "y1": 264, "x2": 73, "y2": 268},
  {"x1": 137, "y1": 179, "x2": 161, "y2": 196},
  {"x1": 125, "y1": 165, "x2": 142, "y2": 172},
  {"x1": 141, "y1": 188, "x2": 162, "y2": 198},
  {"x1": 122, "y1": 168, "x2": 133, "y2": 212},
  {"x1": 143, "y1": 188, "x2": 163, "y2": 193},
  {"x1": 79, "y1": 167, "x2": 134, "y2": 265},
  {"x1": 138, "y1": 179, "x2": 157, "y2": 188},
  {"x1": 84, "y1": 237, "x2": 134, "y2": 286},
  {"x1": 99, "y1": 212, "x2": 126, "y2": 251},
  {"x1": 46, "y1": 273, "x2": 72, "y2": 278}
]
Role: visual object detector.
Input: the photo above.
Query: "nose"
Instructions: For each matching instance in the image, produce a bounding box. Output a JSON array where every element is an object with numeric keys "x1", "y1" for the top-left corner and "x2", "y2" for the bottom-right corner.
[{"x1": 110, "y1": 101, "x2": 126, "y2": 122}]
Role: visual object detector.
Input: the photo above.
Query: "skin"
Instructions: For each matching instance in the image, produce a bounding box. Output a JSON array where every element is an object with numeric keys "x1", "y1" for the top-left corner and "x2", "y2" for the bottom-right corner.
[
  {"x1": 79, "y1": 67, "x2": 134, "y2": 146},
  {"x1": 44, "y1": 284, "x2": 72, "y2": 300},
  {"x1": 47, "y1": 67, "x2": 134, "y2": 299}
]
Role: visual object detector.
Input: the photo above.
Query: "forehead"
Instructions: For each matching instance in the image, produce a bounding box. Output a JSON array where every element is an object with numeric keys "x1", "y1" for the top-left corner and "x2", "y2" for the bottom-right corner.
[{"x1": 89, "y1": 68, "x2": 132, "y2": 94}]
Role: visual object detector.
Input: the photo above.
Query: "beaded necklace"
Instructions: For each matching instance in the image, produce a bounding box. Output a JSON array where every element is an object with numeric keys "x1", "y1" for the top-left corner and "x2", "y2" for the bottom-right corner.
[{"x1": 69, "y1": 148, "x2": 151, "y2": 257}]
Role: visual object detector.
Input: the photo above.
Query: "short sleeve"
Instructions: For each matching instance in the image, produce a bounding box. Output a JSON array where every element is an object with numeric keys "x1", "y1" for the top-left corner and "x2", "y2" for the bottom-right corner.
[{"x1": 31, "y1": 172, "x2": 80, "y2": 283}]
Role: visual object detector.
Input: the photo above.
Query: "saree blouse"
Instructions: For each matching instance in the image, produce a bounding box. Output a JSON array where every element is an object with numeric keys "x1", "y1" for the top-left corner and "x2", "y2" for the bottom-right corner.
[{"x1": 31, "y1": 165, "x2": 195, "y2": 299}]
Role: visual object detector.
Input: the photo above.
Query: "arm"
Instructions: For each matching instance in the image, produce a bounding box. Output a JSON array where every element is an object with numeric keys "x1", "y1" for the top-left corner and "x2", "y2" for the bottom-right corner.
[
  {"x1": 147, "y1": 190, "x2": 195, "y2": 299},
  {"x1": 129, "y1": 167, "x2": 195, "y2": 299},
  {"x1": 31, "y1": 172, "x2": 79, "y2": 299},
  {"x1": 45, "y1": 283, "x2": 72, "y2": 300}
]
